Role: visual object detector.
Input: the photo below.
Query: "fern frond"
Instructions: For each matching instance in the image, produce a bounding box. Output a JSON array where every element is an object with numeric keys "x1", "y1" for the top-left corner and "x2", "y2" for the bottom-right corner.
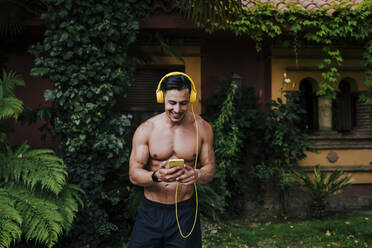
[
  {"x1": 0, "y1": 189, "x2": 22, "y2": 248},
  {"x1": 8, "y1": 185, "x2": 65, "y2": 248},
  {"x1": 1, "y1": 183, "x2": 83, "y2": 248},
  {"x1": 53, "y1": 184, "x2": 84, "y2": 231},
  {"x1": 63, "y1": 184, "x2": 85, "y2": 207},
  {"x1": 13, "y1": 142, "x2": 29, "y2": 155},
  {"x1": 0, "y1": 70, "x2": 25, "y2": 98},
  {"x1": 1, "y1": 144, "x2": 67, "y2": 195},
  {"x1": 0, "y1": 97, "x2": 23, "y2": 120},
  {"x1": 22, "y1": 149, "x2": 67, "y2": 194}
]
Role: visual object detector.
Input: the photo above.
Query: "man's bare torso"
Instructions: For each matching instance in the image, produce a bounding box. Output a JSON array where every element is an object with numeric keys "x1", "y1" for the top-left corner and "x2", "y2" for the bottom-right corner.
[{"x1": 144, "y1": 111, "x2": 201, "y2": 204}]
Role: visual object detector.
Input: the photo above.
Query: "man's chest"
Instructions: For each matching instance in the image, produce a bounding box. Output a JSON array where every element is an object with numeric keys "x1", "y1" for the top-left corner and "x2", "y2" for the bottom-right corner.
[{"x1": 148, "y1": 126, "x2": 199, "y2": 161}]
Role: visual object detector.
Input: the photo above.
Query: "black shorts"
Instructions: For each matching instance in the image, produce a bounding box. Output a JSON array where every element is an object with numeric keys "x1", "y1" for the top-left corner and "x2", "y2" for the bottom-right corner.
[{"x1": 128, "y1": 196, "x2": 201, "y2": 248}]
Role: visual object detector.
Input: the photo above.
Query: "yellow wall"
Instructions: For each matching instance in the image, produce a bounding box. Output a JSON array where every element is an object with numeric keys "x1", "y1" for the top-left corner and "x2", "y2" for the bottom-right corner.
[
  {"x1": 301, "y1": 150, "x2": 371, "y2": 167},
  {"x1": 300, "y1": 150, "x2": 372, "y2": 184},
  {"x1": 142, "y1": 45, "x2": 202, "y2": 114},
  {"x1": 301, "y1": 149, "x2": 372, "y2": 184},
  {"x1": 271, "y1": 48, "x2": 372, "y2": 184}
]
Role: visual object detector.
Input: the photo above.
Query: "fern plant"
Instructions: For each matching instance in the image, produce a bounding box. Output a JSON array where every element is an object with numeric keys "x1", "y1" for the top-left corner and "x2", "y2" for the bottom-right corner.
[
  {"x1": 0, "y1": 70, "x2": 24, "y2": 120},
  {"x1": 0, "y1": 70, "x2": 84, "y2": 248},
  {"x1": 294, "y1": 166, "x2": 353, "y2": 218}
]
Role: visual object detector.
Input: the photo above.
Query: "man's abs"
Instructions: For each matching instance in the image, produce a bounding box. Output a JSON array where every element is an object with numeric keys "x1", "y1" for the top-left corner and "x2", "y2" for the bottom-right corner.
[{"x1": 144, "y1": 160, "x2": 195, "y2": 204}]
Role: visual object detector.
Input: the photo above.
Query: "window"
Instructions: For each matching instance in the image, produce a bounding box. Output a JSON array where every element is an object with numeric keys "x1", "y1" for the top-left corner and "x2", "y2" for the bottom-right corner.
[
  {"x1": 298, "y1": 78, "x2": 318, "y2": 133},
  {"x1": 332, "y1": 79, "x2": 357, "y2": 133},
  {"x1": 295, "y1": 77, "x2": 362, "y2": 135},
  {"x1": 297, "y1": 76, "x2": 372, "y2": 149},
  {"x1": 114, "y1": 66, "x2": 185, "y2": 127}
]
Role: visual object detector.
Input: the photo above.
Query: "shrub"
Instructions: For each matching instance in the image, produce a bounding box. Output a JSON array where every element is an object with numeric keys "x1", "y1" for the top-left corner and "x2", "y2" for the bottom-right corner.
[
  {"x1": 202, "y1": 78, "x2": 262, "y2": 218},
  {"x1": 251, "y1": 92, "x2": 312, "y2": 214},
  {"x1": 294, "y1": 165, "x2": 353, "y2": 218},
  {"x1": 204, "y1": 85, "x2": 312, "y2": 217}
]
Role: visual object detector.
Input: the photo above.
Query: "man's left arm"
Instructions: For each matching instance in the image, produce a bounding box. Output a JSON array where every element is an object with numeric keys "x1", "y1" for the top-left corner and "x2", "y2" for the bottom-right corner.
[
  {"x1": 195, "y1": 120, "x2": 215, "y2": 184},
  {"x1": 177, "y1": 120, "x2": 215, "y2": 185}
]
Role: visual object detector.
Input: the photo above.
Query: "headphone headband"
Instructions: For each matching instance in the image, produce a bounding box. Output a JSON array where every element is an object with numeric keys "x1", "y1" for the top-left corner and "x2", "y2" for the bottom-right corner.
[{"x1": 156, "y1": 72, "x2": 197, "y2": 103}]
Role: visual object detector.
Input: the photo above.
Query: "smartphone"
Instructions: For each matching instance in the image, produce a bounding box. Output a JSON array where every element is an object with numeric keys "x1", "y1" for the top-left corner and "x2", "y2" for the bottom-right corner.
[{"x1": 168, "y1": 159, "x2": 184, "y2": 169}]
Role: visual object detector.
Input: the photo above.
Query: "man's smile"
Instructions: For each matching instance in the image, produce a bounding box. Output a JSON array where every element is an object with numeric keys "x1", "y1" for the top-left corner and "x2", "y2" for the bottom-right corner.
[{"x1": 171, "y1": 112, "x2": 183, "y2": 119}]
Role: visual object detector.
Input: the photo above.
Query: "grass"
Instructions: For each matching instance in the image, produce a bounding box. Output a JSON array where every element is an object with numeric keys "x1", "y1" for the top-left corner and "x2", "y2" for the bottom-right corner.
[{"x1": 202, "y1": 211, "x2": 372, "y2": 248}]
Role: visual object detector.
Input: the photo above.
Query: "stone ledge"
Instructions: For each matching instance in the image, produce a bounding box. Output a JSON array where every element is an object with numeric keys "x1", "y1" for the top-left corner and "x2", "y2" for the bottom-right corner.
[
  {"x1": 307, "y1": 133, "x2": 372, "y2": 149},
  {"x1": 301, "y1": 165, "x2": 372, "y2": 172}
]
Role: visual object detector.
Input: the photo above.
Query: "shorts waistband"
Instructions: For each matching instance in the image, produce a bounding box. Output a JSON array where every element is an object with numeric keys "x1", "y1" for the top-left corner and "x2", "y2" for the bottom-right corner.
[{"x1": 142, "y1": 195, "x2": 195, "y2": 209}]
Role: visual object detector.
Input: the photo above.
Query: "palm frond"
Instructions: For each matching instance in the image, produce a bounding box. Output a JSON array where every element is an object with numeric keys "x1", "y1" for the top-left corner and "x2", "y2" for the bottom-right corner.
[
  {"x1": 295, "y1": 166, "x2": 353, "y2": 200},
  {"x1": 155, "y1": 32, "x2": 184, "y2": 63},
  {"x1": 314, "y1": 166, "x2": 327, "y2": 195},
  {"x1": 177, "y1": 0, "x2": 242, "y2": 26},
  {"x1": 1, "y1": 143, "x2": 67, "y2": 195},
  {"x1": 0, "y1": 189, "x2": 22, "y2": 248},
  {"x1": 326, "y1": 170, "x2": 343, "y2": 186},
  {"x1": 0, "y1": 0, "x2": 46, "y2": 38},
  {"x1": 326, "y1": 173, "x2": 353, "y2": 195}
]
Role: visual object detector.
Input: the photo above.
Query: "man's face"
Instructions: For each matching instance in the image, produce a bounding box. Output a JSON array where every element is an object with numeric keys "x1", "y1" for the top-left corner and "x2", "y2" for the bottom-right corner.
[{"x1": 164, "y1": 89, "x2": 190, "y2": 123}]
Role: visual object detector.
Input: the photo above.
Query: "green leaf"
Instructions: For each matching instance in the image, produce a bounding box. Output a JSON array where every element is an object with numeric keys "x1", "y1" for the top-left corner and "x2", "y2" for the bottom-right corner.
[
  {"x1": 60, "y1": 32, "x2": 69, "y2": 42},
  {"x1": 44, "y1": 89, "x2": 55, "y2": 102}
]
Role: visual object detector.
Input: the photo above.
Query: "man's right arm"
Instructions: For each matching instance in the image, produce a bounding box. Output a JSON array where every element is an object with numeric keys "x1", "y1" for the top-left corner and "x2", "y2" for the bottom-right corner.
[{"x1": 129, "y1": 122, "x2": 155, "y2": 187}]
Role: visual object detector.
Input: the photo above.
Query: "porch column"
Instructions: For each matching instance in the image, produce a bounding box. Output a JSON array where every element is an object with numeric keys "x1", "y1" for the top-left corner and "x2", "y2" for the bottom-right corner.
[{"x1": 318, "y1": 95, "x2": 333, "y2": 131}]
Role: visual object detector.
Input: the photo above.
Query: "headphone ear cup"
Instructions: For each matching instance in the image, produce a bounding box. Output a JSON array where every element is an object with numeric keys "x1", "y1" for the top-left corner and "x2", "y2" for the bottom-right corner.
[
  {"x1": 189, "y1": 90, "x2": 197, "y2": 103},
  {"x1": 156, "y1": 90, "x2": 164, "y2": 103}
]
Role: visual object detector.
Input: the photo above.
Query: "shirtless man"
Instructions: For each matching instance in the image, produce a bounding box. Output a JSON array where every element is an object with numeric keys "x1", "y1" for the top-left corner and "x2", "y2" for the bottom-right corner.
[{"x1": 128, "y1": 73, "x2": 215, "y2": 248}]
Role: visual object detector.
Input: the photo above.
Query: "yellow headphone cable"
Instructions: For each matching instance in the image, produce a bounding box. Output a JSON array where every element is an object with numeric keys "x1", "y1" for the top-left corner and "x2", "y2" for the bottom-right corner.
[{"x1": 175, "y1": 104, "x2": 199, "y2": 239}]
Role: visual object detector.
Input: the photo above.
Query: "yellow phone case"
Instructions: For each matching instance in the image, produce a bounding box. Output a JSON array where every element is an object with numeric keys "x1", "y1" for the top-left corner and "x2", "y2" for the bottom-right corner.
[{"x1": 168, "y1": 159, "x2": 184, "y2": 169}]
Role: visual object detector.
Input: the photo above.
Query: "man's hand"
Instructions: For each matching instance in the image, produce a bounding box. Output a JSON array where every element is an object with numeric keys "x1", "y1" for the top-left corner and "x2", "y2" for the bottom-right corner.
[
  {"x1": 176, "y1": 164, "x2": 199, "y2": 185},
  {"x1": 157, "y1": 161, "x2": 184, "y2": 183}
]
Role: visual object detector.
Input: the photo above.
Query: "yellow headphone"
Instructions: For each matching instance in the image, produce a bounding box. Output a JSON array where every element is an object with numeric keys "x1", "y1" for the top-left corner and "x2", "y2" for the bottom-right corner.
[
  {"x1": 156, "y1": 71, "x2": 199, "y2": 239},
  {"x1": 156, "y1": 72, "x2": 197, "y2": 103}
]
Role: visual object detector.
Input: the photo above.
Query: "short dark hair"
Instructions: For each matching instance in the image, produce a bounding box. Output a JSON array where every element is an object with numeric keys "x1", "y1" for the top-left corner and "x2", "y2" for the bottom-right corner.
[{"x1": 160, "y1": 74, "x2": 191, "y2": 93}]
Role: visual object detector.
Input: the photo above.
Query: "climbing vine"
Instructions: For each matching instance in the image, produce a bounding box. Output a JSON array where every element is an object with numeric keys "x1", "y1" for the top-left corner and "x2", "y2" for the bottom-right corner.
[
  {"x1": 201, "y1": 79, "x2": 263, "y2": 218},
  {"x1": 201, "y1": 1, "x2": 372, "y2": 101},
  {"x1": 29, "y1": 0, "x2": 152, "y2": 247}
]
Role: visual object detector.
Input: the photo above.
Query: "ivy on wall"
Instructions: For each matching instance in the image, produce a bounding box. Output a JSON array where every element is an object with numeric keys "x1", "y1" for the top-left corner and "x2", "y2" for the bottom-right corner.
[
  {"x1": 202, "y1": 1, "x2": 372, "y2": 102},
  {"x1": 29, "y1": 0, "x2": 152, "y2": 247}
]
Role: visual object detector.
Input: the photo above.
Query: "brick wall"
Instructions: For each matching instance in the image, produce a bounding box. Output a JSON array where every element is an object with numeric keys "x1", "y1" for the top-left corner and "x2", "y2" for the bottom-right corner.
[{"x1": 353, "y1": 92, "x2": 372, "y2": 136}]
